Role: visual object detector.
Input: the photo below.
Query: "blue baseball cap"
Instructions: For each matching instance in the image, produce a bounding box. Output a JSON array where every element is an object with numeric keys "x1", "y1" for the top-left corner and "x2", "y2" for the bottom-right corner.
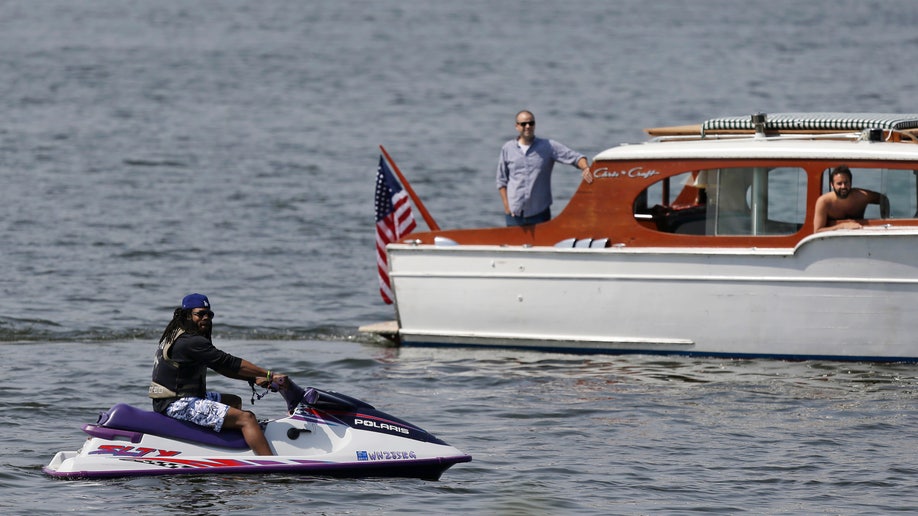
[{"x1": 181, "y1": 293, "x2": 210, "y2": 310}]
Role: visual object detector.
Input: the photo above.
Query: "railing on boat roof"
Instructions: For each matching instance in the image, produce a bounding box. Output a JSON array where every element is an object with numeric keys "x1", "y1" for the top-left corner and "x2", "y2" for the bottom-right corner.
[{"x1": 645, "y1": 112, "x2": 918, "y2": 144}]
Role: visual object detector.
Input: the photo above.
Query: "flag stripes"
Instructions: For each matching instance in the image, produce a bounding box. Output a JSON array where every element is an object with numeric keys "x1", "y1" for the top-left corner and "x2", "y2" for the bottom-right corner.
[{"x1": 374, "y1": 155, "x2": 417, "y2": 304}]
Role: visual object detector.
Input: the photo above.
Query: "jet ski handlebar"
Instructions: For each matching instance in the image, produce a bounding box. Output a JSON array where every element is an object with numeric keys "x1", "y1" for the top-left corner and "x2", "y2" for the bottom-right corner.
[{"x1": 269, "y1": 376, "x2": 376, "y2": 415}]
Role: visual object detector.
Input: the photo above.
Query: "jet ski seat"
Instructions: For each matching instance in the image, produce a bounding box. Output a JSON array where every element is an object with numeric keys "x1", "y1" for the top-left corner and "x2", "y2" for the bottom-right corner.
[{"x1": 92, "y1": 403, "x2": 249, "y2": 449}]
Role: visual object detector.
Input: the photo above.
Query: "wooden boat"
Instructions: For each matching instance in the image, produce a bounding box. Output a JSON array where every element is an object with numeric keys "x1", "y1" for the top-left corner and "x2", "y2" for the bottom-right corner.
[{"x1": 366, "y1": 113, "x2": 918, "y2": 362}]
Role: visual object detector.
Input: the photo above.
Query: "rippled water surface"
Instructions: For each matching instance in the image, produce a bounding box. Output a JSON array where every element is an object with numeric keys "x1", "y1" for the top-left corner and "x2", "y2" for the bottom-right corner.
[
  {"x1": 2, "y1": 0, "x2": 917, "y2": 514},
  {"x1": 5, "y1": 341, "x2": 917, "y2": 514}
]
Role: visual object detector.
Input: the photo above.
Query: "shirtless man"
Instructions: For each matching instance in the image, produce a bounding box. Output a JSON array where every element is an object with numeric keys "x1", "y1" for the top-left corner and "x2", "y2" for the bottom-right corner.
[{"x1": 813, "y1": 165, "x2": 890, "y2": 232}]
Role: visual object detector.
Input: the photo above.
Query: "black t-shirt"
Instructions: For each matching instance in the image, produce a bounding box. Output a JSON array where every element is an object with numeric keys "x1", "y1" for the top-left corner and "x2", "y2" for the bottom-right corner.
[{"x1": 151, "y1": 333, "x2": 243, "y2": 412}]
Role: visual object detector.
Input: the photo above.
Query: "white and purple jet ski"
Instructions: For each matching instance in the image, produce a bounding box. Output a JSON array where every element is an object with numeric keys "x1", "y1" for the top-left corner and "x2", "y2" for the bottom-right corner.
[{"x1": 44, "y1": 377, "x2": 471, "y2": 479}]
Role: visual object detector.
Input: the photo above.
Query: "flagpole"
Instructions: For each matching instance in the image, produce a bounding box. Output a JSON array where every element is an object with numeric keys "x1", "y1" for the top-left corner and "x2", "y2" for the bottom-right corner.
[{"x1": 379, "y1": 145, "x2": 441, "y2": 231}]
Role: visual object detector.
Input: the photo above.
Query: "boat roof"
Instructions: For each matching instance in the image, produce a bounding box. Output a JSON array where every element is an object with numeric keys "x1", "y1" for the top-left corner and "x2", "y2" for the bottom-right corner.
[
  {"x1": 596, "y1": 112, "x2": 918, "y2": 163},
  {"x1": 593, "y1": 137, "x2": 918, "y2": 162},
  {"x1": 702, "y1": 112, "x2": 918, "y2": 132}
]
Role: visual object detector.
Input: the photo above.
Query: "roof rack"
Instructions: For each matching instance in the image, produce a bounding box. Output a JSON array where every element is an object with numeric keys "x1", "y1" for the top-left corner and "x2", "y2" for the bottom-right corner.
[{"x1": 645, "y1": 112, "x2": 918, "y2": 143}]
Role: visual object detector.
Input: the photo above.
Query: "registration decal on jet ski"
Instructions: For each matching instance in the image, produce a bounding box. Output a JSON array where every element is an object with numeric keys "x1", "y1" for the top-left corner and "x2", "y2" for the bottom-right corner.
[{"x1": 356, "y1": 450, "x2": 417, "y2": 461}]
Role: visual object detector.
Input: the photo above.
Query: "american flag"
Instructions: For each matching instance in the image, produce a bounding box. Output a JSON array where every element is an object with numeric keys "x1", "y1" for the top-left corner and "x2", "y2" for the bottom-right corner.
[{"x1": 375, "y1": 155, "x2": 416, "y2": 304}]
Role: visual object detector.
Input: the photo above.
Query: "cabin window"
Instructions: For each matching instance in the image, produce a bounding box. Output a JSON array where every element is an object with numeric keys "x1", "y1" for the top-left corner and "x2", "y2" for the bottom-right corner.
[
  {"x1": 635, "y1": 167, "x2": 807, "y2": 236},
  {"x1": 822, "y1": 167, "x2": 918, "y2": 218}
]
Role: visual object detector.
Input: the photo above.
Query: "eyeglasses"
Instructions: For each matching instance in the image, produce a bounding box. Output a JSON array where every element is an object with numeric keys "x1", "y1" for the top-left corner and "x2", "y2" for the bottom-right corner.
[
  {"x1": 517, "y1": 121, "x2": 535, "y2": 127},
  {"x1": 191, "y1": 310, "x2": 215, "y2": 319}
]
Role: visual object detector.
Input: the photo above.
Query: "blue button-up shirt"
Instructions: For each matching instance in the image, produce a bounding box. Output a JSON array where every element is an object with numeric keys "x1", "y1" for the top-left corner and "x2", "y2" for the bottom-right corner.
[{"x1": 496, "y1": 137, "x2": 584, "y2": 217}]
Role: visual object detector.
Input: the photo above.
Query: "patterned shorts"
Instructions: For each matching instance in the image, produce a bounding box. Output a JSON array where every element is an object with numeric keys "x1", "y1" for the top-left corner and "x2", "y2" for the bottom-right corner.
[{"x1": 165, "y1": 391, "x2": 229, "y2": 432}]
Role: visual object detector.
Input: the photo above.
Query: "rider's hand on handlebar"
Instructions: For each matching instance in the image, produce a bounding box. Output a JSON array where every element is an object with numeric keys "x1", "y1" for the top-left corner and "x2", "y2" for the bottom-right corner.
[{"x1": 255, "y1": 373, "x2": 287, "y2": 390}]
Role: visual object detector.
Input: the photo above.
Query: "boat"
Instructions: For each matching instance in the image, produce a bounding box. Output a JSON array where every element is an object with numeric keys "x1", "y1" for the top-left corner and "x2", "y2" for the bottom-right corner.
[
  {"x1": 366, "y1": 113, "x2": 918, "y2": 362},
  {"x1": 43, "y1": 376, "x2": 471, "y2": 479}
]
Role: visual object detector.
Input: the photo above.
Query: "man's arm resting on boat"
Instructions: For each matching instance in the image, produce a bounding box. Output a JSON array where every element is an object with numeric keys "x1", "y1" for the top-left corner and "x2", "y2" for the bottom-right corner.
[
  {"x1": 576, "y1": 157, "x2": 593, "y2": 183},
  {"x1": 869, "y1": 190, "x2": 890, "y2": 218}
]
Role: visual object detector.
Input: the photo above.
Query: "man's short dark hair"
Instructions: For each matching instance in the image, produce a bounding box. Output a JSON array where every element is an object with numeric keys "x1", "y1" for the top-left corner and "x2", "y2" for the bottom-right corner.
[{"x1": 830, "y1": 165, "x2": 852, "y2": 181}]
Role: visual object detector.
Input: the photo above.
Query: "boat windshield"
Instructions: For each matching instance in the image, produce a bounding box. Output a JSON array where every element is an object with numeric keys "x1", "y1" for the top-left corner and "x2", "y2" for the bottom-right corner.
[
  {"x1": 635, "y1": 165, "x2": 918, "y2": 236},
  {"x1": 636, "y1": 167, "x2": 807, "y2": 236}
]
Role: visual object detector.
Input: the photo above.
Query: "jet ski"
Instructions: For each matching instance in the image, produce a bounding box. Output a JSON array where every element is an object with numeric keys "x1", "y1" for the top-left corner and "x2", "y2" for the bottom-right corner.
[{"x1": 44, "y1": 376, "x2": 471, "y2": 479}]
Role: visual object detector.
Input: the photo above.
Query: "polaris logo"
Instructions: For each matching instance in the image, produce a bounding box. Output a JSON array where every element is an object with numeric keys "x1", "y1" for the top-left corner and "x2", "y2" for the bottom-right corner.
[{"x1": 354, "y1": 418, "x2": 410, "y2": 435}]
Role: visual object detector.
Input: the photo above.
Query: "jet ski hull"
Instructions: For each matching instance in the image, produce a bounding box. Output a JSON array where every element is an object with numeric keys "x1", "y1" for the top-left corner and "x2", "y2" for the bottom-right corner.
[{"x1": 44, "y1": 385, "x2": 471, "y2": 480}]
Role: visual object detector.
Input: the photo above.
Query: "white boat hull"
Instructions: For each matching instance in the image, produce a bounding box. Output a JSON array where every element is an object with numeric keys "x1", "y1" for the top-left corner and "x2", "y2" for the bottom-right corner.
[{"x1": 388, "y1": 229, "x2": 918, "y2": 362}]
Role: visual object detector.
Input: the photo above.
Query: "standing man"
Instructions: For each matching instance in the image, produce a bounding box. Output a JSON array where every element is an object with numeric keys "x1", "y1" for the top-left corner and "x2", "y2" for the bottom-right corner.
[
  {"x1": 149, "y1": 293, "x2": 285, "y2": 455},
  {"x1": 814, "y1": 165, "x2": 890, "y2": 232},
  {"x1": 497, "y1": 110, "x2": 593, "y2": 226}
]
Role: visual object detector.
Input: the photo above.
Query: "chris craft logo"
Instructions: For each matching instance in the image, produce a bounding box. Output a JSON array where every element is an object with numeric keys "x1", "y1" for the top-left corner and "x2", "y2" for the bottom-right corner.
[
  {"x1": 356, "y1": 450, "x2": 418, "y2": 461},
  {"x1": 354, "y1": 417, "x2": 410, "y2": 435},
  {"x1": 592, "y1": 166, "x2": 660, "y2": 180}
]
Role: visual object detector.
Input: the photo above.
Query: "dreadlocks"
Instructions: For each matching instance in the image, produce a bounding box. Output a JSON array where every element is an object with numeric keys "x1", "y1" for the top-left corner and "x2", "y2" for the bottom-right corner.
[{"x1": 158, "y1": 307, "x2": 211, "y2": 345}]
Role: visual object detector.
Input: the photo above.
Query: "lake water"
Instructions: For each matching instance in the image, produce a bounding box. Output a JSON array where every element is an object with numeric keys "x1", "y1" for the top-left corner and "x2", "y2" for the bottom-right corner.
[{"x1": 1, "y1": 1, "x2": 916, "y2": 514}]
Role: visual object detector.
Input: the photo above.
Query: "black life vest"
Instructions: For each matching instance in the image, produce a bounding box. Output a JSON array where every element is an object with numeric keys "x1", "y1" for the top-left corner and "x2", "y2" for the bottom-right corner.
[{"x1": 149, "y1": 331, "x2": 207, "y2": 400}]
